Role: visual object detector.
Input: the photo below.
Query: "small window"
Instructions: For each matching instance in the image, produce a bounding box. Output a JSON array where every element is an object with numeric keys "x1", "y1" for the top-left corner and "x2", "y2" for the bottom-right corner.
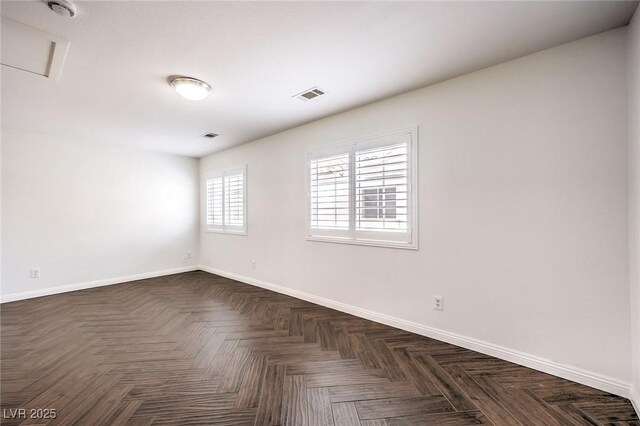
[
  {"x1": 206, "y1": 166, "x2": 247, "y2": 234},
  {"x1": 307, "y1": 128, "x2": 418, "y2": 249}
]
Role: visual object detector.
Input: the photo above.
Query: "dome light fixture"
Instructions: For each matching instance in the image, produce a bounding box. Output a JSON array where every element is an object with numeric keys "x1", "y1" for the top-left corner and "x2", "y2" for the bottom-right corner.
[
  {"x1": 46, "y1": 0, "x2": 77, "y2": 18},
  {"x1": 169, "y1": 76, "x2": 212, "y2": 101}
]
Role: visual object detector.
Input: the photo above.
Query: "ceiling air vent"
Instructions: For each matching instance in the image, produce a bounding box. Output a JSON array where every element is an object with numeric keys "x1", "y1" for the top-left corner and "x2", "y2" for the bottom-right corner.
[
  {"x1": 293, "y1": 87, "x2": 326, "y2": 101},
  {"x1": 202, "y1": 133, "x2": 219, "y2": 139}
]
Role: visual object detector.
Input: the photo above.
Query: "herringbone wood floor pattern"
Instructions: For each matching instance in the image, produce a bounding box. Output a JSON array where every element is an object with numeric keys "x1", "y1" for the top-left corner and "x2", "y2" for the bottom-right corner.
[{"x1": 1, "y1": 271, "x2": 637, "y2": 425}]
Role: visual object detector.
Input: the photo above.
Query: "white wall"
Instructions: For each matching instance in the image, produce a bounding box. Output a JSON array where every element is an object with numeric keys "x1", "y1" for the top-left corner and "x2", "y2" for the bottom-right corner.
[
  {"x1": 1, "y1": 128, "x2": 199, "y2": 300},
  {"x1": 628, "y1": 6, "x2": 640, "y2": 412},
  {"x1": 201, "y1": 28, "x2": 631, "y2": 388}
]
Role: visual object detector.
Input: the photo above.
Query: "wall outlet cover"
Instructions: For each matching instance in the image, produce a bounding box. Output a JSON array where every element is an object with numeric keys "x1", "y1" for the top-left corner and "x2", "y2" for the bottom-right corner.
[{"x1": 434, "y1": 295, "x2": 444, "y2": 311}]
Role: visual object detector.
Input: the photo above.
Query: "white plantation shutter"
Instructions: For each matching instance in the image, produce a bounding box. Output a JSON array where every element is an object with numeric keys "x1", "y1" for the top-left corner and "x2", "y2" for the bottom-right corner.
[
  {"x1": 309, "y1": 151, "x2": 351, "y2": 238},
  {"x1": 206, "y1": 177, "x2": 223, "y2": 228},
  {"x1": 307, "y1": 128, "x2": 417, "y2": 248},
  {"x1": 224, "y1": 172, "x2": 245, "y2": 230},
  {"x1": 205, "y1": 166, "x2": 247, "y2": 234},
  {"x1": 355, "y1": 142, "x2": 410, "y2": 242}
]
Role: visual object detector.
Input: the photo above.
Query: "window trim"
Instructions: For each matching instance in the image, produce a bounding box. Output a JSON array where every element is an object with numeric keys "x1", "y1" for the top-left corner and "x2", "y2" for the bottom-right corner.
[
  {"x1": 205, "y1": 165, "x2": 248, "y2": 236},
  {"x1": 306, "y1": 127, "x2": 418, "y2": 250}
]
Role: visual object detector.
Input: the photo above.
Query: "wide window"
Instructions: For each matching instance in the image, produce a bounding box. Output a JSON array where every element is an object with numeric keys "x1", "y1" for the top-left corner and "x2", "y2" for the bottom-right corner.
[
  {"x1": 206, "y1": 166, "x2": 247, "y2": 234},
  {"x1": 307, "y1": 128, "x2": 418, "y2": 249}
]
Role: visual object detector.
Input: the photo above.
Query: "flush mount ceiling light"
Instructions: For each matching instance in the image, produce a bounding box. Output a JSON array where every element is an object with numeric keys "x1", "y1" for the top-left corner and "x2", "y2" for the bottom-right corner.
[{"x1": 169, "y1": 76, "x2": 212, "y2": 101}]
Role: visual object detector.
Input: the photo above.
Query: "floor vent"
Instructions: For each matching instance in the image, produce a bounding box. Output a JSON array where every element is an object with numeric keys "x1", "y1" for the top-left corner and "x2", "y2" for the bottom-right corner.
[{"x1": 293, "y1": 87, "x2": 326, "y2": 101}]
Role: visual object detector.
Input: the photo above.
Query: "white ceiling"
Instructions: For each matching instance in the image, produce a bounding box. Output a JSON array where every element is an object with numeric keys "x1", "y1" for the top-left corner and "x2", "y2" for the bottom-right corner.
[{"x1": 1, "y1": 1, "x2": 638, "y2": 158}]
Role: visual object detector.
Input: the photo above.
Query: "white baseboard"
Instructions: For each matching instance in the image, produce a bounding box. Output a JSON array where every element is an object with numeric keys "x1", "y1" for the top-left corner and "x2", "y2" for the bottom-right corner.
[
  {"x1": 199, "y1": 265, "x2": 632, "y2": 399},
  {"x1": 0, "y1": 266, "x2": 199, "y2": 303}
]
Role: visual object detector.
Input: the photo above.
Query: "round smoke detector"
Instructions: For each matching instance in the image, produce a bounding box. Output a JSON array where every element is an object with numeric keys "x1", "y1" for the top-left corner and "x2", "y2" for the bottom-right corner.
[{"x1": 46, "y1": 0, "x2": 77, "y2": 18}]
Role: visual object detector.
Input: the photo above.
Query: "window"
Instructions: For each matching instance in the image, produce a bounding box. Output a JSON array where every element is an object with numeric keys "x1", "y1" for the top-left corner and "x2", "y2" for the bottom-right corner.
[
  {"x1": 206, "y1": 166, "x2": 247, "y2": 234},
  {"x1": 307, "y1": 128, "x2": 418, "y2": 249}
]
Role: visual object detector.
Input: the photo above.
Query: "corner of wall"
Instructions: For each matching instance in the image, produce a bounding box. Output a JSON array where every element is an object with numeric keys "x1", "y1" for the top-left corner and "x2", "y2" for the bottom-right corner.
[
  {"x1": 628, "y1": 3, "x2": 640, "y2": 417},
  {"x1": 631, "y1": 383, "x2": 640, "y2": 418}
]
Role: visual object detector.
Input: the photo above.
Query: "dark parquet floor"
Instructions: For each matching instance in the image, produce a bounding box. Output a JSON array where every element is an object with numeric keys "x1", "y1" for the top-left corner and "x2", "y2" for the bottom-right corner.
[{"x1": 1, "y1": 271, "x2": 637, "y2": 425}]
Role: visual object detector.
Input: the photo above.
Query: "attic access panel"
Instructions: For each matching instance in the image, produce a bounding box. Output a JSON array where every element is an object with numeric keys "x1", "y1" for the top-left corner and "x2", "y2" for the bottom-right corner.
[{"x1": 1, "y1": 17, "x2": 69, "y2": 80}]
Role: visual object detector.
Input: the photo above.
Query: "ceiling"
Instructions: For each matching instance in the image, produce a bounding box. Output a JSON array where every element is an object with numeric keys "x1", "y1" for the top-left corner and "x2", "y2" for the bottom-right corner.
[{"x1": 1, "y1": 1, "x2": 638, "y2": 158}]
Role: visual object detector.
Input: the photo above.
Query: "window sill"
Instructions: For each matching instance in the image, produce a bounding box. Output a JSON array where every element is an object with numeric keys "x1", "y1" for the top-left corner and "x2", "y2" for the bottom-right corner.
[
  {"x1": 205, "y1": 229, "x2": 247, "y2": 236},
  {"x1": 306, "y1": 235, "x2": 418, "y2": 250}
]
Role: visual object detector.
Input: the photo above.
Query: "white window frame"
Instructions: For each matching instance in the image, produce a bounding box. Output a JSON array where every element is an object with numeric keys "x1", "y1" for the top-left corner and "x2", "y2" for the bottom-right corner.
[
  {"x1": 306, "y1": 127, "x2": 418, "y2": 250},
  {"x1": 205, "y1": 165, "x2": 248, "y2": 235}
]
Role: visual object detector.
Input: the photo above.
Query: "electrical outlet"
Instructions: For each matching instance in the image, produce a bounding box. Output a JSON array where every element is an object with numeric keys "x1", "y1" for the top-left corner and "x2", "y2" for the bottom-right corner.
[
  {"x1": 434, "y1": 296, "x2": 444, "y2": 311},
  {"x1": 185, "y1": 251, "x2": 192, "y2": 259},
  {"x1": 30, "y1": 268, "x2": 40, "y2": 279},
  {"x1": 252, "y1": 259, "x2": 256, "y2": 269}
]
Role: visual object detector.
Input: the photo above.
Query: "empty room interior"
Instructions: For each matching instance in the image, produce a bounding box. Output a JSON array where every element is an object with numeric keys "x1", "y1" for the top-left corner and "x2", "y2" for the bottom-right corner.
[{"x1": 2, "y1": 0, "x2": 640, "y2": 424}]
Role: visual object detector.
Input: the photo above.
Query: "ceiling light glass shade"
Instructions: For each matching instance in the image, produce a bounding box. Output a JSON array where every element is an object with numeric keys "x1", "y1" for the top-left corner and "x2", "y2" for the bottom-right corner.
[{"x1": 170, "y1": 77, "x2": 212, "y2": 101}]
